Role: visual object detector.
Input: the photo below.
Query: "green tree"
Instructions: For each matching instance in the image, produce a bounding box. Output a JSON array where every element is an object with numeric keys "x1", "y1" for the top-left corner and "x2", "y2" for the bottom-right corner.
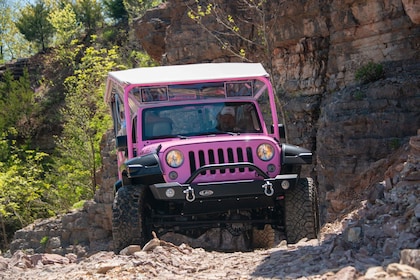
[
  {"x1": 0, "y1": 135, "x2": 54, "y2": 248},
  {"x1": 52, "y1": 38, "x2": 122, "y2": 207},
  {"x1": 73, "y1": 0, "x2": 103, "y2": 37},
  {"x1": 0, "y1": 0, "x2": 34, "y2": 61},
  {"x1": 103, "y1": 0, "x2": 129, "y2": 25},
  {"x1": 0, "y1": 70, "x2": 38, "y2": 141},
  {"x1": 47, "y1": 2, "x2": 80, "y2": 45},
  {"x1": 15, "y1": 0, "x2": 55, "y2": 52}
]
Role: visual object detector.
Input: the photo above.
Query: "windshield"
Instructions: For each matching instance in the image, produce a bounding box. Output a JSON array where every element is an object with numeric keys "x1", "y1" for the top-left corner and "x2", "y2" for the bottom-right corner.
[{"x1": 142, "y1": 102, "x2": 262, "y2": 140}]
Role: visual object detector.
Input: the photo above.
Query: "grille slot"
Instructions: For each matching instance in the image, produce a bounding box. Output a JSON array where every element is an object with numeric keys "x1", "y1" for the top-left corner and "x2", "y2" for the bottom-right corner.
[{"x1": 189, "y1": 147, "x2": 254, "y2": 175}]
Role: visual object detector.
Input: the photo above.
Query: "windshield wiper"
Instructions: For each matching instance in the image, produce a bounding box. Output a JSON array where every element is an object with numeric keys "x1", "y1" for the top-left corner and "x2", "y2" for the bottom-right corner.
[{"x1": 211, "y1": 131, "x2": 238, "y2": 136}]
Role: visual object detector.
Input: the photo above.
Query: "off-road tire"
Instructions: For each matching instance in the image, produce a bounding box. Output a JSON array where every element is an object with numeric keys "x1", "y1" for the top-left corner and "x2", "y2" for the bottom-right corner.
[
  {"x1": 252, "y1": 224, "x2": 275, "y2": 249},
  {"x1": 112, "y1": 185, "x2": 150, "y2": 253},
  {"x1": 284, "y1": 177, "x2": 320, "y2": 244}
]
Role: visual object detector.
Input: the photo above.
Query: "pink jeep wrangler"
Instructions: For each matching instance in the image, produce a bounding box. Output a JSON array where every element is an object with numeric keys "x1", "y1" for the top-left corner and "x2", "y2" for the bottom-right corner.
[{"x1": 104, "y1": 63, "x2": 319, "y2": 252}]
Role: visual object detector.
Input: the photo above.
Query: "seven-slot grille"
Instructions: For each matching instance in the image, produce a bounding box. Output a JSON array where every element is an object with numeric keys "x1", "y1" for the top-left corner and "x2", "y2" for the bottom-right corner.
[{"x1": 188, "y1": 147, "x2": 254, "y2": 175}]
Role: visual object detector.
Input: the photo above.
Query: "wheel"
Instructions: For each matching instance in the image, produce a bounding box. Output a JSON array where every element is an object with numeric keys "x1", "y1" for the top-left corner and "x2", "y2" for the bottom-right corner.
[
  {"x1": 252, "y1": 224, "x2": 275, "y2": 249},
  {"x1": 112, "y1": 185, "x2": 151, "y2": 253},
  {"x1": 284, "y1": 177, "x2": 320, "y2": 243}
]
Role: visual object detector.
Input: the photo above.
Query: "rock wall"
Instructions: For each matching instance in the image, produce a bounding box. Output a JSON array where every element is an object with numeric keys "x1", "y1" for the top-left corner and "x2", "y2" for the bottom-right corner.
[
  {"x1": 317, "y1": 61, "x2": 420, "y2": 220},
  {"x1": 135, "y1": 0, "x2": 420, "y2": 221},
  {"x1": 8, "y1": 0, "x2": 420, "y2": 254}
]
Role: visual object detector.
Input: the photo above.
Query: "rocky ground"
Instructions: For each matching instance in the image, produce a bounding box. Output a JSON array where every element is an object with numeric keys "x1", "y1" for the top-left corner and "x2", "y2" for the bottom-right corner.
[{"x1": 0, "y1": 132, "x2": 418, "y2": 279}]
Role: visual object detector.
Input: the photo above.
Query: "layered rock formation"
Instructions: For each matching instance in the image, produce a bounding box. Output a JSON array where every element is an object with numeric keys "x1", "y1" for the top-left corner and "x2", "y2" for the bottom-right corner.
[
  {"x1": 8, "y1": 0, "x2": 420, "y2": 257},
  {"x1": 4, "y1": 131, "x2": 419, "y2": 279},
  {"x1": 134, "y1": 0, "x2": 420, "y2": 221}
]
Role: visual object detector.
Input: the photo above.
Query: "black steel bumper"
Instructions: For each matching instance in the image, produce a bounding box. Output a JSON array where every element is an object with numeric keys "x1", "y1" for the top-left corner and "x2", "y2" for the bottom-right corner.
[{"x1": 150, "y1": 162, "x2": 298, "y2": 202}]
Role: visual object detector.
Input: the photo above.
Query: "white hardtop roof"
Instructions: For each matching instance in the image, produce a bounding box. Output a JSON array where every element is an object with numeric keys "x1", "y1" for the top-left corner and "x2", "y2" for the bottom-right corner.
[{"x1": 107, "y1": 63, "x2": 269, "y2": 86}]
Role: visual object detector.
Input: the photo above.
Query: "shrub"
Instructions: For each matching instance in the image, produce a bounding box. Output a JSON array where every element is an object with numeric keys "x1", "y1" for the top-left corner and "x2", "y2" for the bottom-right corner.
[{"x1": 355, "y1": 62, "x2": 384, "y2": 84}]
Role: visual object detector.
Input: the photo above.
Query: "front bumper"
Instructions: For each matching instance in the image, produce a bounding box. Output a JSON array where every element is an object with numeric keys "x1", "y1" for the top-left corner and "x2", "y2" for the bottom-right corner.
[{"x1": 149, "y1": 162, "x2": 298, "y2": 202}]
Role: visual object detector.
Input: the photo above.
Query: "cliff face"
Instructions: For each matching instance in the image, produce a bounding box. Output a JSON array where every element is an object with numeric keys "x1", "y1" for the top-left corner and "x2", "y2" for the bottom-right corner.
[{"x1": 134, "y1": 0, "x2": 420, "y2": 221}]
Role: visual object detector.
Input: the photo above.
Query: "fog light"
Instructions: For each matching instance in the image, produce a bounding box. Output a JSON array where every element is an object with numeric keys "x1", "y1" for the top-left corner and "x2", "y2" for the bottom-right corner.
[
  {"x1": 169, "y1": 171, "x2": 178, "y2": 180},
  {"x1": 165, "y1": 188, "x2": 175, "y2": 198},
  {"x1": 267, "y1": 164, "x2": 276, "y2": 172},
  {"x1": 281, "y1": 180, "x2": 290, "y2": 190}
]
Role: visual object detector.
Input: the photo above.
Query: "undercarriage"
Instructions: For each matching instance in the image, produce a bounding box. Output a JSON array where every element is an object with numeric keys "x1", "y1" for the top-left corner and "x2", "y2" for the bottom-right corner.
[
  {"x1": 147, "y1": 199, "x2": 286, "y2": 238},
  {"x1": 112, "y1": 178, "x2": 319, "y2": 253}
]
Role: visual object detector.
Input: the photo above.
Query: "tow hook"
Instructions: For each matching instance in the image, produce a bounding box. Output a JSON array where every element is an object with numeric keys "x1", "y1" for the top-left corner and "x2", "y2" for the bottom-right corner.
[
  {"x1": 262, "y1": 181, "x2": 274, "y2": 196},
  {"x1": 183, "y1": 186, "x2": 196, "y2": 202}
]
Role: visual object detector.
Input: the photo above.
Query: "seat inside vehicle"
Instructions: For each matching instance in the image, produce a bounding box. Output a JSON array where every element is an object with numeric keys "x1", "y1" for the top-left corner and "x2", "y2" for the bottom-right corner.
[{"x1": 152, "y1": 121, "x2": 172, "y2": 136}]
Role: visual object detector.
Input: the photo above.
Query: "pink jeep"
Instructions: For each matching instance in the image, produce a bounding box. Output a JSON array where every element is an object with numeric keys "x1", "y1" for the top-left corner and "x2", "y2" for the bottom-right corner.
[{"x1": 104, "y1": 63, "x2": 319, "y2": 252}]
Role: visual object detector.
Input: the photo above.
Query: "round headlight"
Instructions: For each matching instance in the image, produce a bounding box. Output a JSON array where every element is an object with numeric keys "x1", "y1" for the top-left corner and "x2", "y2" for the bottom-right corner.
[
  {"x1": 166, "y1": 150, "x2": 184, "y2": 168},
  {"x1": 257, "y1": 143, "x2": 274, "y2": 161}
]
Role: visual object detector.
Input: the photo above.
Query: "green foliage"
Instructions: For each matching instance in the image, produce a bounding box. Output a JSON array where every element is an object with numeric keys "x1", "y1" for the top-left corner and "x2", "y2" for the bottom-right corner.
[
  {"x1": 0, "y1": 135, "x2": 55, "y2": 235},
  {"x1": 123, "y1": 0, "x2": 162, "y2": 21},
  {"x1": 355, "y1": 62, "x2": 384, "y2": 84},
  {"x1": 15, "y1": 0, "x2": 55, "y2": 52},
  {"x1": 47, "y1": 3, "x2": 80, "y2": 45},
  {"x1": 187, "y1": 0, "x2": 271, "y2": 62},
  {"x1": 72, "y1": 200, "x2": 86, "y2": 210},
  {"x1": 51, "y1": 37, "x2": 123, "y2": 207},
  {"x1": 0, "y1": 69, "x2": 39, "y2": 140},
  {"x1": 186, "y1": 0, "x2": 285, "y2": 132},
  {"x1": 0, "y1": 0, "x2": 158, "y2": 248},
  {"x1": 73, "y1": 0, "x2": 103, "y2": 36},
  {"x1": 129, "y1": 50, "x2": 158, "y2": 68},
  {"x1": 389, "y1": 138, "x2": 401, "y2": 150},
  {"x1": 187, "y1": 2, "x2": 213, "y2": 20},
  {"x1": 40, "y1": 236, "x2": 49, "y2": 246},
  {"x1": 352, "y1": 90, "x2": 366, "y2": 101},
  {"x1": 0, "y1": 0, "x2": 34, "y2": 61},
  {"x1": 103, "y1": 0, "x2": 129, "y2": 25}
]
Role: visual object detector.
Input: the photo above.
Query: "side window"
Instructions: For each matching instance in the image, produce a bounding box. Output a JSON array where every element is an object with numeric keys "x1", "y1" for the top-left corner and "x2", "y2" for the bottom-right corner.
[
  {"x1": 132, "y1": 116, "x2": 137, "y2": 143},
  {"x1": 114, "y1": 94, "x2": 126, "y2": 136},
  {"x1": 225, "y1": 81, "x2": 253, "y2": 97},
  {"x1": 256, "y1": 87, "x2": 272, "y2": 133},
  {"x1": 143, "y1": 109, "x2": 174, "y2": 140}
]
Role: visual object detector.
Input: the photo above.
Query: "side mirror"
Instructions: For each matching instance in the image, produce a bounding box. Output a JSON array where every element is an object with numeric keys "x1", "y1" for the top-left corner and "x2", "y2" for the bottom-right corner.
[
  {"x1": 116, "y1": 135, "x2": 127, "y2": 151},
  {"x1": 271, "y1": 123, "x2": 286, "y2": 140},
  {"x1": 278, "y1": 124, "x2": 286, "y2": 139}
]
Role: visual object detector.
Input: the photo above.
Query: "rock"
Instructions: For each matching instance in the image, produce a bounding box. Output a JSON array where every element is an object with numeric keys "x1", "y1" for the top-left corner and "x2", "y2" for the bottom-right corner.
[
  {"x1": 8, "y1": 251, "x2": 32, "y2": 269},
  {"x1": 1, "y1": 1, "x2": 420, "y2": 279},
  {"x1": 96, "y1": 260, "x2": 126, "y2": 274},
  {"x1": 29, "y1": 253, "x2": 70, "y2": 265},
  {"x1": 367, "y1": 183, "x2": 385, "y2": 204},
  {"x1": 119, "y1": 245, "x2": 141, "y2": 255},
  {"x1": 400, "y1": 250, "x2": 420, "y2": 270},
  {"x1": 332, "y1": 266, "x2": 359, "y2": 280},
  {"x1": 2, "y1": 129, "x2": 413, "y2": 278},
  {"x1": 343, "y1": 226, "x2": 362, "y2": 244},
  {"x1": 402, "y1": 0, "x2": 420, "y2": 24},
  {"x1": 364, "y1": 266, "x2": 388, "y2": 280},
  {"x1": 387, "y1": 263, "x2": 420, "y2": 280},
  {"x1": 0, "y1": 257, "x2": 8, "y2": 271}
]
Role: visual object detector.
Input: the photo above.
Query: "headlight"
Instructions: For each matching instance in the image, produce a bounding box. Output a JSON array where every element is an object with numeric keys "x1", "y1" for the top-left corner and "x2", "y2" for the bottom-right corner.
[
  {"x1": 166, "y1": 150, "x2": 184, "y2": 168},
  {"x1": 257, "y1": 143, "x2": 274, "y2": 161}
]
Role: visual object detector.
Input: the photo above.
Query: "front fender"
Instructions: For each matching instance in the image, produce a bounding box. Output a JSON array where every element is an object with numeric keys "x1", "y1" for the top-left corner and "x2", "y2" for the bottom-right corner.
[
  {"x1": 123, "y1": 153, "x2": 163, "y2": 178},
  {"x1": 282, "y1": 144, "x2": 312, "y2": 165}
]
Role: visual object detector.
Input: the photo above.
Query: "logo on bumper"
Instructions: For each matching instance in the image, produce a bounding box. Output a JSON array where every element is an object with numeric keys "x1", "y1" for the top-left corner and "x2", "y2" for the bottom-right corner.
[{"x1": 199, "y1": 190, "x2": 214, "y2": 196}]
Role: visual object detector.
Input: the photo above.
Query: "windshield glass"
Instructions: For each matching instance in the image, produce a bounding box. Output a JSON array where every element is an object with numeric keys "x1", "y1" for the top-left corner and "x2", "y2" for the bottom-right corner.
[{"x1": 142, "y1": 102, "x2": 262, "y2": 140}]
